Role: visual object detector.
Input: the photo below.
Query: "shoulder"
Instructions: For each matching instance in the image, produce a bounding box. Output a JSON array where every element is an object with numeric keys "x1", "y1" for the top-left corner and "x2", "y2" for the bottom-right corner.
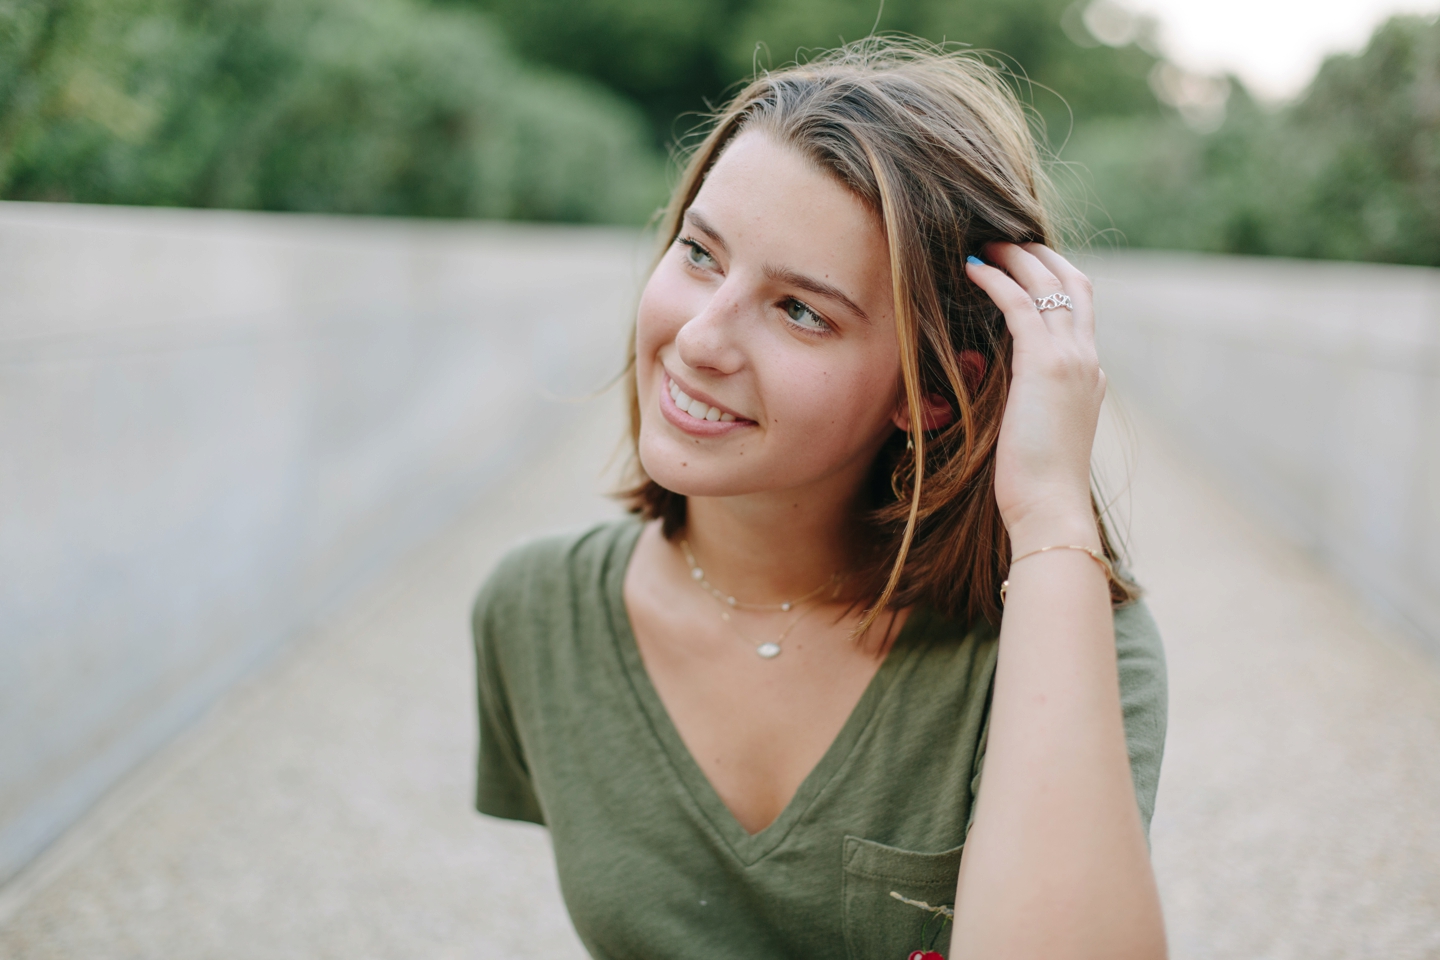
[{"x1": 472, "y1": 516, "x2": 642, "y2": 634}]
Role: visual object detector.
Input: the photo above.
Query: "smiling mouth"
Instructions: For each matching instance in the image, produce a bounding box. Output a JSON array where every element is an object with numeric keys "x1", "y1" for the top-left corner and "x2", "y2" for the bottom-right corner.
[{"x1": 668, "y1": 378, "x2": 737, "y2": 423}]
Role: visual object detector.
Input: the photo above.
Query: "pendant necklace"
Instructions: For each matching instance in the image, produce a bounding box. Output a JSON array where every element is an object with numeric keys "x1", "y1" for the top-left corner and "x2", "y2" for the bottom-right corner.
[
  {"x1": 680, "y1": 539, "x2": 842, "y2": 659},
  {"x1": 733, "y1": 601, "x2": 818, "y2": 659}
]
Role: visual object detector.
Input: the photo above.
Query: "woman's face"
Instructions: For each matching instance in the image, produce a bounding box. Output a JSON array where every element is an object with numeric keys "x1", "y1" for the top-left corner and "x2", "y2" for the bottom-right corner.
[{"x1": 634, "y1": 131, "x2": 902, "y2": 503}]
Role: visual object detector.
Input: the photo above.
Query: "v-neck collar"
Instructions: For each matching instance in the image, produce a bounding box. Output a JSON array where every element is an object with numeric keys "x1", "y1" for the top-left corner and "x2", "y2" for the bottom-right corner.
[{"x1": 602, "y1": 519, "x2": 933, "y2": 866}]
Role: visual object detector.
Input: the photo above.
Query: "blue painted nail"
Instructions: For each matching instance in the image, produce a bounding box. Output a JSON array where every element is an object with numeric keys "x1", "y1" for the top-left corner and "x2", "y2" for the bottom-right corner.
[{"x1": 966, "y1": 255, "x2": 985, "y2": 266}]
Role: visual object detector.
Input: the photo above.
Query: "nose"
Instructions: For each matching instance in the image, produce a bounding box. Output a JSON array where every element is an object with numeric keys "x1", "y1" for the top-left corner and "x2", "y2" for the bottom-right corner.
[{"x1": 674, "y1": 280, "x2": 746, "y2": 376}]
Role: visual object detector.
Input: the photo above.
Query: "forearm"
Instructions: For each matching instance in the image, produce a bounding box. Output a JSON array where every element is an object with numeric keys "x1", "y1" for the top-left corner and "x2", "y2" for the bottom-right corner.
[{"x1": 949, "y1": 516, "x2": 1166, "y2": 959}]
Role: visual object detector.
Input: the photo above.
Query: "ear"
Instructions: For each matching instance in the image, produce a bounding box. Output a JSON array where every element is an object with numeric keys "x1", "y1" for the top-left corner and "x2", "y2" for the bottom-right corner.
[
  {"x1": 889, "y1": 350, "x2": 986, "y2": 433},
  {"x1": 959, "y1": 349, "x2": 987, "y2": 394},
  {"x1": 890, "y1": 392, "x2": 954, "y2": 433}
]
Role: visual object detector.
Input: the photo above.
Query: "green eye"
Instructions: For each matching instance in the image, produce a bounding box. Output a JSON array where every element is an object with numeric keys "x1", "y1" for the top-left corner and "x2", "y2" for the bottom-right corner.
[
  {"x1": 680, "y1": 238, "x2": 716, "y2": 268},
  {"x1": 785, "y1": 299, "x2": 828, "y2": 332}
]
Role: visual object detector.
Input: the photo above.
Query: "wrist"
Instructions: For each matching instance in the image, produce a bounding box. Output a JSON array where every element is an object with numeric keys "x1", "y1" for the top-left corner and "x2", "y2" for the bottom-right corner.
[{"x1": 1005, "y1": 509, "x2": 1101, "y2": 558}]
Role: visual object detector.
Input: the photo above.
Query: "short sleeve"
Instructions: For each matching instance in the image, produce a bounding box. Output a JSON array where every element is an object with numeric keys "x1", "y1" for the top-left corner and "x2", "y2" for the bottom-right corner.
[
  {"x1": 472, "y1": 573, "x2": 546, "y2": 825},
  {"x1": 1113, "y1": 599, "x2": 1169, "y2": 836}
]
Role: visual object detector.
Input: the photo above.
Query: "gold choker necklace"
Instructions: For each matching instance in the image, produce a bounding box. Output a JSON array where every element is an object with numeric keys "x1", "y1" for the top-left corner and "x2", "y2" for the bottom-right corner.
[{"x1": 680, "y1": 539, "x2": 842, "y2": 658}]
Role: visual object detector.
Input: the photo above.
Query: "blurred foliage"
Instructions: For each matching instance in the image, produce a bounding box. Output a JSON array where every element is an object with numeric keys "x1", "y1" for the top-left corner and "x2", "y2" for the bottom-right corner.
[
  {"x1": 4, "y1": 0, "x2": 1437, "y2": 264},
  {"x1": 462, "y1": 0, "x2": 1440, "y2": 265},
  {"x1": 0, "y1": 0, "x2": 663, "y2": 221},
  {"x1": 455, "y1": 0, "x2": 1166, "y2": 146},
  {"x1": 1070, "y1": 14, "x2": 1440, "y2": 265}
]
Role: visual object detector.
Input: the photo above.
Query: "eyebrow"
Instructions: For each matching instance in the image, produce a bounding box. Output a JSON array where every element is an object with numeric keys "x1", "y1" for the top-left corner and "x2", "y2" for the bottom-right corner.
[
  {"x1": 682, "y1": 208, "x2": 872, "y2": 325},
  {"x1": 683, "y1": 209, "x2": 728, "y2": 253}
]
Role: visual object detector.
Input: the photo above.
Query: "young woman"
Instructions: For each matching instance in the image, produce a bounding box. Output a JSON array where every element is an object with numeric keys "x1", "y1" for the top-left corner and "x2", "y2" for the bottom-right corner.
[{"x1": 473, "y1": 40, "x2": 1168, "y2": 960}]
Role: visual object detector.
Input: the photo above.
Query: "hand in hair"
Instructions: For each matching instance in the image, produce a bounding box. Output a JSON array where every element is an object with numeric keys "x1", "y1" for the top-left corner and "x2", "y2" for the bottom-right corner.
[{"x1": 965, "y1": 243, "x2": 1106, "y2": 557}]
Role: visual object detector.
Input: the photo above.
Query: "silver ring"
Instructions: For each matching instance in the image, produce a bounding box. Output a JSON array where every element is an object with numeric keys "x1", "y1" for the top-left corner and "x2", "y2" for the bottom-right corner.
[{"x1": 1034, "y1": 293, "x2": 1072, "y2": 312}]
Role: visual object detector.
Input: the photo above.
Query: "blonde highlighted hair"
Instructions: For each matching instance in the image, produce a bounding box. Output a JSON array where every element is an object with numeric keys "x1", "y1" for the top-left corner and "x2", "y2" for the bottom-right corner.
[{"x1": 622, "y1": 38, "x2": 1136, "y2": 633}]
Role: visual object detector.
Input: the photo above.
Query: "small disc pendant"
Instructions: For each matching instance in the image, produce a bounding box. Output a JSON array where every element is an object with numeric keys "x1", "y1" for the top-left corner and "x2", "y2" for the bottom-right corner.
[{"x1": 757, "y1": 642, "x2": 782, "y2": 659}]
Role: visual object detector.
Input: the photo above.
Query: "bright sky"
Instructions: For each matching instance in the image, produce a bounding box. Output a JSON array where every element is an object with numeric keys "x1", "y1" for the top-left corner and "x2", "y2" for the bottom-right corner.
[{"x1": 1124, "y1": 0, "x2": 1440, "y2": 99}]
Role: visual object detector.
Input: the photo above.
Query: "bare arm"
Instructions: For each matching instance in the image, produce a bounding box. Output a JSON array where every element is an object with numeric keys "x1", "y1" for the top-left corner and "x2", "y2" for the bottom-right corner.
[{"x1": 948, "y1": 245, "x2": 1166, "y2": 959}]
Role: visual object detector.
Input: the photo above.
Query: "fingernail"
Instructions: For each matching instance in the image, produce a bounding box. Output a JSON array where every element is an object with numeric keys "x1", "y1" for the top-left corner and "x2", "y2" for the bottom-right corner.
[{"x1": 966, "y1": 255, "x2": 985, "y2": 266}]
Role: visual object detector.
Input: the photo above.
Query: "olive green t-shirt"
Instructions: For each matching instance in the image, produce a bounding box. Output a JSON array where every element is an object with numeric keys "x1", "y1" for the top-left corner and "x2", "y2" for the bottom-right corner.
[{"x1": 473, "y1": 519, "x2": 1167, "y2": 960}]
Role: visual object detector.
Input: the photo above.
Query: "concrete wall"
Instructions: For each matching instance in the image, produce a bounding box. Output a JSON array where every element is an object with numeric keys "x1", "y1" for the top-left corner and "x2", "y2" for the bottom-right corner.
[
  {"x1": 0, "y1": 202, "x2": 642, "y2": 884},
  {"x1": 1092, "y1": 250, "x2": 1440, "y2": 648}
]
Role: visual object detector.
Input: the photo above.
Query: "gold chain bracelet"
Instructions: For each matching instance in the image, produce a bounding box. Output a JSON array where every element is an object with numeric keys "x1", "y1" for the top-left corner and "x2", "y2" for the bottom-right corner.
[{"x1": 999, "y1": 544, "x2": 1114, "y2": 604}]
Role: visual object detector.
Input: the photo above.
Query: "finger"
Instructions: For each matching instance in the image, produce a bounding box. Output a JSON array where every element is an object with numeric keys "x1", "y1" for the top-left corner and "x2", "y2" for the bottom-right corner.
[
  {"x1": 964, "y1": 254, "x2": 1046, "y2": 345},
  {"x1": 1023, "y1": 243, "x2": 1095, "y2": 344},
  {"x1": 983, "y1": 242, "x2": 1065, "y2": 298},
  {"x1": 982, "y1": 242, "x2": 1071, "y2": 336}
]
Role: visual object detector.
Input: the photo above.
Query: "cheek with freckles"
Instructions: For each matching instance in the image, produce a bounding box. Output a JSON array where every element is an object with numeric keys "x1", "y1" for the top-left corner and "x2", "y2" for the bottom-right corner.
[{"x1": 751, "y1": 359, "x2": 901, "y2": 477}]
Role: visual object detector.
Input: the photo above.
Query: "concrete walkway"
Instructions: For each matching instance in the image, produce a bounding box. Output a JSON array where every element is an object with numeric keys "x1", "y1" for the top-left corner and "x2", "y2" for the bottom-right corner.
[{"x1": 3, "y1": 389, "x2": 1439, "y2": 959}]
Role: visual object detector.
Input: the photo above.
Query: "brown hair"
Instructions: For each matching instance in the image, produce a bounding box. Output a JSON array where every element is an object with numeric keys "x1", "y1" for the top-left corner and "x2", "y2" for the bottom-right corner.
[{"x1": 621, "y1": 38, "x2": 1137, "y2": 633}]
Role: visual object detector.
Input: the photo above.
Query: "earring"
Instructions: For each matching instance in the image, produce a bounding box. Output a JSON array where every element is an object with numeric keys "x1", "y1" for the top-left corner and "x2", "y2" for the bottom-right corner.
[{"x1": 891, "y1": 442, "x2": 915, "y2": 499}]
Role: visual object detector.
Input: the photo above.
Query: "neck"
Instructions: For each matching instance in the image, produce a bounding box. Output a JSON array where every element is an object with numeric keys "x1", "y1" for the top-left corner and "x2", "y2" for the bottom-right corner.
[{"x1": 682, "y1": 483, "x2": 865, "y2": 606}]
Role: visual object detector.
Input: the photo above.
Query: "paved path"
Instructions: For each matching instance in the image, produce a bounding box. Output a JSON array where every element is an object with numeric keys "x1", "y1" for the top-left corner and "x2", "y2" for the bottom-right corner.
[{"x1": 2, "y1": 389, "x2": 1439, "y2": 959}]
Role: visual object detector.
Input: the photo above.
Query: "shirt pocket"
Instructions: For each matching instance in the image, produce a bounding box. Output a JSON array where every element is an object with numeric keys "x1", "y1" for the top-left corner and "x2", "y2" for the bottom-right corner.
[{"x1": 841, "y1": 835, "x2": 964, "y2": 960}]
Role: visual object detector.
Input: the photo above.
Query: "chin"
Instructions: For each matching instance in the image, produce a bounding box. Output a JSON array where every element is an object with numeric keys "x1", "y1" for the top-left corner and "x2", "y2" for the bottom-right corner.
[{"x1": 635, "y1": 426, "x2": 772, "y2": 499}]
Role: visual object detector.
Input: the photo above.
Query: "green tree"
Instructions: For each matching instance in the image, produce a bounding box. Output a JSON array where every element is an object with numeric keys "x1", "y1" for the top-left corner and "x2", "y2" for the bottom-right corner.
[
  {"x1": 444, "y1": 0, "x2": 735, "y2": 145},
  {"x1": 1, "y1": 0, "x2": 664, "y2": 221},
  {"x1": 1284, "y1": 14, "x2": 1440, "y2": 263},
  {"x1": 1069, "y1": 13, "x2": 1440, "y2": 265},
  {"x1": 457, "y1": 0, "x2": 1165, "y2": 149}
]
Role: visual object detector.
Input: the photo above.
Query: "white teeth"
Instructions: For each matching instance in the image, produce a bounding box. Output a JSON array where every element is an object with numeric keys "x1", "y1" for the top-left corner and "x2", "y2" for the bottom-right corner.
[{"x1": 667, "y1": 378, "x2": 735, "y2": 424}]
